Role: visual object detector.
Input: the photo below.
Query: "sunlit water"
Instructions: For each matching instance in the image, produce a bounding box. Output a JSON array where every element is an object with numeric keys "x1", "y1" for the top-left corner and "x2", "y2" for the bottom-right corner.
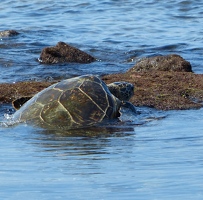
[{"x1": 0, "y1": 0, "x2": 203, "y2": 199}]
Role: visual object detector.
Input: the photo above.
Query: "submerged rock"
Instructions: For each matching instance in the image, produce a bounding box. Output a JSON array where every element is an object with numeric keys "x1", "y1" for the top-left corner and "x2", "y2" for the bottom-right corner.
[
  {"x1": 0, "y1": 30, "x2": 19, "y2": 37},
  {"x1": 39, "y1": 41, "x2": 96, "y2": 64},
  {"x1": 129, "y1": 54, "x2": 192, "y2": 72}
]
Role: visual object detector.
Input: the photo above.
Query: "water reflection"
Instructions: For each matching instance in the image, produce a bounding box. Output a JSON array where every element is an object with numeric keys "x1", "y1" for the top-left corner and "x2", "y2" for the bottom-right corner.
[{"x1": 28, "y1": 124, "x2": 135, "y2": 157}]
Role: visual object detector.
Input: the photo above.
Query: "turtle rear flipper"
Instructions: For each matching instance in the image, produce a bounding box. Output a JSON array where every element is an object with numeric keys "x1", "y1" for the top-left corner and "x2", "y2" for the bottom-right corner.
[{"x1": 12, "y1": 96, "x2": 32, "y2": 110}]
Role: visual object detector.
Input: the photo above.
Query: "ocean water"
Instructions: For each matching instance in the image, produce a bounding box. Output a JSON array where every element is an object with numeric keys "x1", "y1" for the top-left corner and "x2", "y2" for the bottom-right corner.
[{"x1": 0, "y1": 0, "x2": 203, "y2": 199}]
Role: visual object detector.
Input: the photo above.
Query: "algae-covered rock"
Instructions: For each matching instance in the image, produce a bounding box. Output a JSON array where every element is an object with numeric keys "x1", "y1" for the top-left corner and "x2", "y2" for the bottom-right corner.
[
  {"x1": 129, "y1": 54, "x2": 192, "y2": 72},
  {"x1": 103, "y1": 70, "x2": 203, "y2": 110},
  {"x1": 1, "y1": 70, "x2": 203, "y2": 110},
  {"x1": 0, "y1": 82, "x2": 52, "y2": 104}
]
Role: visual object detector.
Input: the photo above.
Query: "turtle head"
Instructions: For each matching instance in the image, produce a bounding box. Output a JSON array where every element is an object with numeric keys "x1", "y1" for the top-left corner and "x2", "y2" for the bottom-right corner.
[{"x1": 107, "y1": 81, "x2": 134, "y2": 101}]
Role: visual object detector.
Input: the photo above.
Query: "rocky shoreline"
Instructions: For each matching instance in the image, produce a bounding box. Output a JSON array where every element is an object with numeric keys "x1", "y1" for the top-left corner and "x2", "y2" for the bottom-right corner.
[
  {"x1": 103, "y1": 71, "x2": 203, "y2": 110},
  {"x1": 1, "y1": 30, "x2": 203, "y2": 110}
]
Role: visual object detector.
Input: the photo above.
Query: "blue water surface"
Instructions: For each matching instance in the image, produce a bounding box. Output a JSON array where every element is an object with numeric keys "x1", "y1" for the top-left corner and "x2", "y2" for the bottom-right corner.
[{"x1": 0, "y1": 0, "x2": 203, "y2": 199}]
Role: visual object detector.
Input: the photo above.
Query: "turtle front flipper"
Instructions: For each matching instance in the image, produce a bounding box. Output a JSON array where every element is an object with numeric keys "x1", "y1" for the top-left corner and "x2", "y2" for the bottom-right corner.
[
  {"x1": 121, "y1": 101, "x2": 138, "y2": 114},
  {"x1": 12, "y1": 96, "x2": 32, "y2": 110}
]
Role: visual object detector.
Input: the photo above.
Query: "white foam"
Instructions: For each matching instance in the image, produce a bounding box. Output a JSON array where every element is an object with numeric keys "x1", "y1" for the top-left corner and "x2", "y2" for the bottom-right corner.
[{"x1": 0, "y1": 113, "x2": 19, "y2": 127}]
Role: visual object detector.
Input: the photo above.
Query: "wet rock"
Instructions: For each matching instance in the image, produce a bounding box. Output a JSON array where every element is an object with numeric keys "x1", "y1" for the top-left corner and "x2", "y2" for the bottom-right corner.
[
  {"x1": 129, "y1": 54, "x2": 192, "y2": 72},
  {"x1": 0, "y1": 81, "x2": 53, "y2": 104},
  {"x1": 0, "y1": 30, "x2": 19, "y2": 37},
  {"x1": 103, "y1": 70, "x2": 203, "y2": 110},
  {"x1": 1, "y1": 70, "x2": 203, "y2": 111},
  {"x1": 39, "y1": 41, "x2": 96, "y2": 64}
]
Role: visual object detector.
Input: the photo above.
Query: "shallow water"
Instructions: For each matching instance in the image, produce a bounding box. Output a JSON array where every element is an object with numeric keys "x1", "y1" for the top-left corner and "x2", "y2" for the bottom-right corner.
[{"x1": 0, "y1": 0, "x2": 203, "y2": 199}]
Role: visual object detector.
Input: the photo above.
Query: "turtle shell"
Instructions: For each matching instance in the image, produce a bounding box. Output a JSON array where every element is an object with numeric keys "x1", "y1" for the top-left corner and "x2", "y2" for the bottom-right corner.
[{"x1": 13, "y1": 75, "x2": 121, "y2": 130}]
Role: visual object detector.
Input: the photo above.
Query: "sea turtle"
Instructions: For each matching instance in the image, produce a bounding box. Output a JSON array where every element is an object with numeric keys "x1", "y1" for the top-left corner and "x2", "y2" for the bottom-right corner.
[{"x1": 12, "y1": 75, "x2": 135, "y2": 130}]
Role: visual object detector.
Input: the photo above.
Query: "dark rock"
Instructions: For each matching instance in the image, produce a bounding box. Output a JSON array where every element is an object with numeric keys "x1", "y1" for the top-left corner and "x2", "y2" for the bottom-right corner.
[
  {"x1": 39, "y1": 41, "x2": 96, "y2": 64},
  {"x1": 129, "y1": 54, "x2": 192, "y2": 72},
  {"x1": 0, "y1": 30, "x2": 19, "y2": 37}
]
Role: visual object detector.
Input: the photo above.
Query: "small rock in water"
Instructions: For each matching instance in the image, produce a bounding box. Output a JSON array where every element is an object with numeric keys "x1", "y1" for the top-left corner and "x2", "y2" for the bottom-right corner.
[
  {"x1": 0, "y1": 30, "x2": 19, "y2": 37},
  {"x1": 39, "y1": 41, "x2": 96, "y2": 64}
]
